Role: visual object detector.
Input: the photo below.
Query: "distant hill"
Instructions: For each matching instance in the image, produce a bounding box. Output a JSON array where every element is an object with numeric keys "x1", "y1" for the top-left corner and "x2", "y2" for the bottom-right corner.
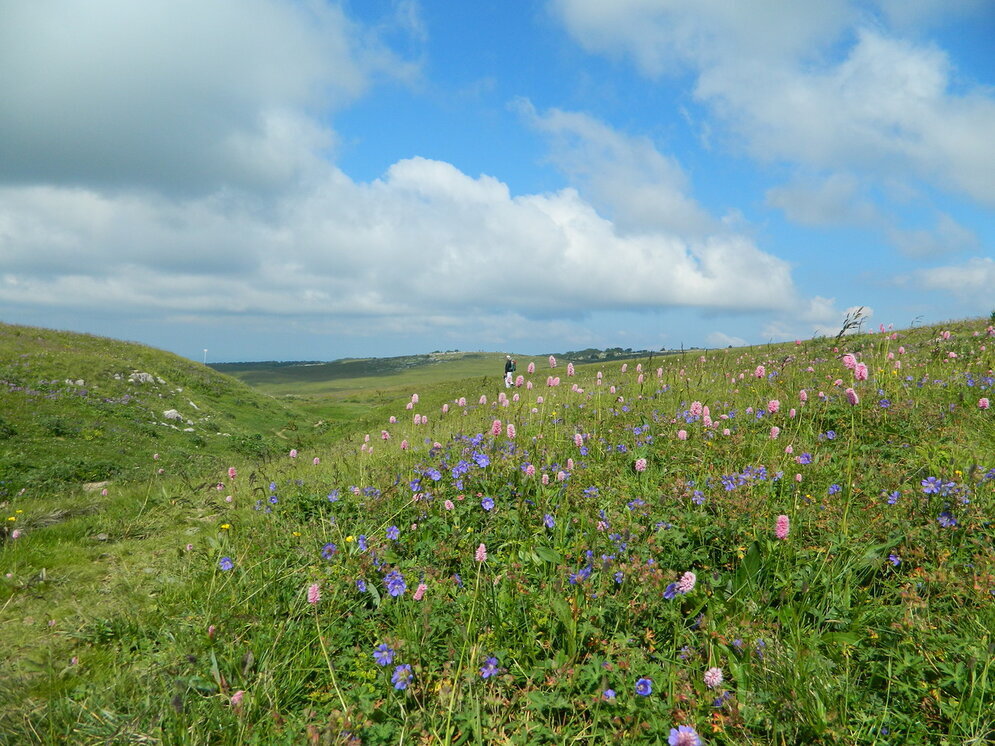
[{"x1": 0, "y1": 323, "x2": 309, "y2": 494}]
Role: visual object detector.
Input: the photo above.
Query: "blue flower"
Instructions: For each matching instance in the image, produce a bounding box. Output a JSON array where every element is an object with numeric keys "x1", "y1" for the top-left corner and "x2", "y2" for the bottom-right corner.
[
  {"x1": 922, "y1": 476, "x2": 942, "y2": 494},
  {"x1": 937, "y1": 511, "x2": 957, "y2": 528},
  {"x1": 602, "y1": 688, "x2": 616, "y2": 701},
  {"x1": 218, "y1": 557, "x2": 234, "y2": 571},
  {"x1": 668, "y1": 725, "x2": 701, "y2": 745},
  {"x1": 373, "y1": 644, "x2": 394, "y2": 666},
  {"x1": 635, "y1": 677, "x2": 652, "y2": 696},
  {"x1": 321, "y1": 542, "x2": 336, "y2": 559},
  {"x1": 384, "y1": 570, "x2": 407, "y2": 597},
  {"x1": 357, "y1": 535, "x2": 368, "y2": 552},
  {"x1": 386, "y1": 525, "x2": 400, "y2": 540},
  {"x1": 886, "y1": 491, "x2": 900, "y2": 505},
  {"x1": 479, "y1": 656, "x2": 499, "y2": 679},
  {"x1": 888, "y1": 553, "x2": 901, "y2": 566},
  {"x1": 326, "y1": 489, "x2": 340, "y2": 502},
  {"x1": 828, "y1": 484, "x2": 841, "y2": 495},
  {"x1": 544, "y1": 514, "x2": 555, "y2": 529},
  {"x1": 355, "y1": 578, "x2": 367, "y2": 592},
  {"x1": 481, "y1": 496, "x2": 495, "y2": 511},
  {"x1": 391, "y1": 664, "x2": 412, "y2": 690}
]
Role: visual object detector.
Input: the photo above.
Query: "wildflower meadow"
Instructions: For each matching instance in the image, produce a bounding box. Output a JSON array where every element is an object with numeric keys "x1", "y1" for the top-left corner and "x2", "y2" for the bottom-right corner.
[{"x1": 2, "y1": 318, "x2": 995, "y2": 744}]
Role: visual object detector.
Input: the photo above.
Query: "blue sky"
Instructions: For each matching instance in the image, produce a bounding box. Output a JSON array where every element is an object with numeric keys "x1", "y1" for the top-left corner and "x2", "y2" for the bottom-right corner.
[{"x1": 1, "y1": 0, "x2": 993, "y2": 363}]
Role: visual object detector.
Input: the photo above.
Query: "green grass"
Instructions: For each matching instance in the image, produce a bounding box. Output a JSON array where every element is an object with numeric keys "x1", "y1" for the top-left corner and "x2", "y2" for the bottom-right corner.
[
  {"x1": 0, "y1": 322, "x2": 320, "y2": 494},
  {"x1": 3, "y1": 318, "x2": 995, "y2": 744}
]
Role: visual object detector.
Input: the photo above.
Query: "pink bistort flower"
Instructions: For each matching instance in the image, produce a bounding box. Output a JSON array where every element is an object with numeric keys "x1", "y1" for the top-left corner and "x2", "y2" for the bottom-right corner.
[
  {"x1": 634, "y1": 458, "x2": 647, "y2": 472},
  {"x1": 979, "y1": 397, "x2": 990, "y2": 410},
  {"x1": 307, "y1": 583, "x2": 321, "y2": 605},
  {"x1": 475, "y1": 543, "x2": 487, "y2": 562},
  {"x1": 775, "y1": 514, "x2": 790, "y2": 540}
]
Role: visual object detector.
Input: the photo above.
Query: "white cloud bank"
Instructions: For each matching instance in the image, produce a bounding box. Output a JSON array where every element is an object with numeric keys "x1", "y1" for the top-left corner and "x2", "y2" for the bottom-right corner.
[{"x1": 0, "y1": 0, "x2": 819, "y2": 354}]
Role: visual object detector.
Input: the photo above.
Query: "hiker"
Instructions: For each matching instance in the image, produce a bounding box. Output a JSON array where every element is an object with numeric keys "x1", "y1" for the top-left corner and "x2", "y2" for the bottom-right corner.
[{"x1": 504, "y1": 355, "x2": 516, "y2": 388}]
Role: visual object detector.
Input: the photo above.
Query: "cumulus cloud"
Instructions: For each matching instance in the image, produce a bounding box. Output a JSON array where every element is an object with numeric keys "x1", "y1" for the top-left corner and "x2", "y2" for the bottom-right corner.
[
  {"x1": 916, "y1": 258, "x2": 995, "y2": 303},
  {"x1": 550, "y1": 1, "x2": 995, "y2": 208},
  {"x1": 706, "y1": 331, "x2": 746, "y2": 348},
  {"x1": 0, "y1": 0, "x2": 411, "y2": 195},
  {"x1": 765, "y1": 174, "x2": 879, "y2": 228},
  {"x1": 0, "y1": 156, "x2": 800, "y2": 327},
  {"x1": 516, "y1": 100, "x2": 716, "y2": 235}
]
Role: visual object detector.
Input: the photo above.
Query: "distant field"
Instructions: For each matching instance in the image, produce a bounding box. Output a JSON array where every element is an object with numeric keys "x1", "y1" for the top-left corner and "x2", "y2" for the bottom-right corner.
[{"x1": 212, "y1": 348, "x2": 676, "y2": 398}]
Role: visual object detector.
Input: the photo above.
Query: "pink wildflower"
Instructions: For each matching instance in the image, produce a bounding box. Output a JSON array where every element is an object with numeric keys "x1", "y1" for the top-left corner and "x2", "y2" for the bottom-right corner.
[
  {"x1": 541, "y1": 473, "x2": 550, "y2": 485},
  {"x1": 854, "y1": 362, "x2": 868, "y2": 381},
  {"x1": 506, "y1": 424, "x2": 516, "y2": 439},
  {"x1": 775, "y1": 514, "x2": 790, "y2": 540},
  {"x1": 228, "y1": 467, "x2": 237, "y2": 479},
  {"x1": 525, "y1": 464, "x2": 535, "y2": 477},
  {"x1": 754, "y1": 365, "x2": 765, "y2": 378},
  {"x1": 230, "y1": 690, "x2": 245, "y2": 709},
  {"x1": 527, "y1": 361, "x2": 535, "y2": 374},
  {"x1": 704, "y1": 667, "x2": 724, "y2": 688},
  {"x1": 307, "y1": 583, "x2": 321, "y2": 605},
  {"x1": 676, "y1": 571, "x2": 696, "y2": 594},
  {"x1": 845, "y1": 387, "x2": 860, "y2": 405},
  {"x1": 312, "y1": 457, "x2": 320, "y2": 465},
  {"x1": 413, "y1": 583, "x2": 427, "y2": 601},
  {"x1": 567, "y1": 362, "x2": 575, "y2": 376},
  {"x1": 556, "y1": 470, "x2": 566, "y2": 482},
  {"x1": 444, "y1": 499, "x2": 455, "y2": 510},
  {"x1": 842, "y1": 353, "x2": 857, "y2": 370},
  {"x1": 979, "y1": 398, "x2": 990, "y2": 410},
  {"x1": 382, "y1": 430, "x2": 390, "y2": 440},
  {"x1": 767, "y1": 399, "x2": 780, "y2": 414},
  {"x1": 400, "y1": 439, "x2": 409, "y2": 450},
  {"x1": 634, "y1": 458, "x2": 647, "y2": 472},
  {"x1": 799, "y1": 389, "x2": 808, "y2": 402},
  {"x1": 289, "y1": 449, "x2": 298, "y2": 459},
  {"x1": 549, "y1": 355, "x2": 557, "y2": 368},
  {"x1": 491, "y1": 419, "x2": 502, "y2": 436},
  {"x1": 574, "y1": 433, "x2": 584, "y2": 448},
  {"x1": 769, "y1": 426, "x2": 780, "y2": 439},
  {"x1": 677, "y1": 429, "x2": 688, "y2": 441},
  {"x1": 475, "y1": 543, "x2": 487, "y2": 562}
]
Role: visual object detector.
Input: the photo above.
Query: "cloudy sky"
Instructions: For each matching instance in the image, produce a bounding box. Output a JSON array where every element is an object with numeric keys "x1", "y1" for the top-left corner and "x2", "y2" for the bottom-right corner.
[{"x1": 1, "y1": 0, "x2": 993, "y2": 362}]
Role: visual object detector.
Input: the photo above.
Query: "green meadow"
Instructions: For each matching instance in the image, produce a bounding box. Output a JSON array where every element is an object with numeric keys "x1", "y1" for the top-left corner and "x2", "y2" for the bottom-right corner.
[{"x1": 2, "y1": 319, "x2": 994, "y2": 744}]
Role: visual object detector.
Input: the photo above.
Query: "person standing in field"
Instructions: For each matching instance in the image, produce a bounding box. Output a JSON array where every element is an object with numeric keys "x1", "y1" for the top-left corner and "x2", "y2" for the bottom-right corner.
[{"x1": 504, "y1": 355, "x2": 516, "y2": 388}]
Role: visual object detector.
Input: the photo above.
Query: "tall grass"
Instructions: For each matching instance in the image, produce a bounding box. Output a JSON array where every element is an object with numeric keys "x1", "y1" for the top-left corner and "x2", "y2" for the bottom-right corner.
[{"x1": 2, "y1": 319, "x2": 994, "y2": 744}]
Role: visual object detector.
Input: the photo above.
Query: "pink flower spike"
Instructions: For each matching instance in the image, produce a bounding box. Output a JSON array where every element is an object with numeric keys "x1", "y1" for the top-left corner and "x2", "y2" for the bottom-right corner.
[
  {"x1": 413, "y1": 583, "x2": 427, "y2": 601},
  {"x1": 307, "y1": 583, "x2": 321, "y2": 605},
  {"x1": 979, "y1": 397, "x2": 990, "y2": 410},
  {"x1": 634, "y1": 458, "x2": 647, "y2": 472},
  {"x1": 289, "y1": 449, "x2": 298, "y2": 459},
  {"x1": 845, "y1": 387, "x2": 860, "y2": 406},
  {"x1": 475, "y1": 543, "x2": 487, "y2": 562},
  {"x1": 775, "y1": 514, "x2": 790, "y2": 540}
]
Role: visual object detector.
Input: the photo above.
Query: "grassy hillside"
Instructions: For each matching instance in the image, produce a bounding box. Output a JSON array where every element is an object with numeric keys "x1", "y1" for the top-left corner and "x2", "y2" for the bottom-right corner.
[
  {"x1": 0, "y1": 323, "x2": 312, "y2": 493},
  {"x1": 2, "y1": 318, "x2": 995, "y2": 744}
]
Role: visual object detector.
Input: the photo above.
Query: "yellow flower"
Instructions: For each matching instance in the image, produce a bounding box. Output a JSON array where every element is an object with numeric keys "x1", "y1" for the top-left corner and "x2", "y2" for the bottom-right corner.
[
  {"x1": 220, "y1": 524, "x2": 230, "y2": 530},
  {"x1": 292, "y1": 531, "x2": 301, "y2": 537},
  {"x1": 15, "y1": 509, "x2": 23, "y2": 514},
  {"x1": 6, "y1": 516, "x2": 15, "y2": 522},
  {"x1": 346, "y1": 535, "x2": 355, "y2": 542}
]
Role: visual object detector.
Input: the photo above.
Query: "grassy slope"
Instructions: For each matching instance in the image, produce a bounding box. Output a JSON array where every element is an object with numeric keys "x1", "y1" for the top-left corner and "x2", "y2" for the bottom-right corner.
[
  {"x1": 2, "y1": 319, "x2": 994, "y2": 744},
  {"x1": 0, "y1": 323, "x2": 317, "y2": 494}
]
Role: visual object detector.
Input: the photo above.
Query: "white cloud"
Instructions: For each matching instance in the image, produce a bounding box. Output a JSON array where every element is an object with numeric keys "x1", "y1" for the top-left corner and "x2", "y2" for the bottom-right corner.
[
  {"x1": 0, "y1": 158, "x2": 801, "y2": 327},
  {"x1": 916, "y1": 258, "x2": 995, "y2": 301},
  {"x1": 0, "y1": 0, "x2": 412, "y2": 195},
  {"x1": 550, "y1": 1, "x2": 995, "y2": 208},
  {"x1": 765, "y1": 174, "x2": 879, "y2": 227},
  {"x1": 706, "y1": 331, "x2": 746, "y2": 348},
  {"x1": 517, "y1": 101, "x2": 716, "y2": 235}
]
